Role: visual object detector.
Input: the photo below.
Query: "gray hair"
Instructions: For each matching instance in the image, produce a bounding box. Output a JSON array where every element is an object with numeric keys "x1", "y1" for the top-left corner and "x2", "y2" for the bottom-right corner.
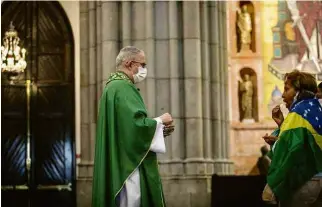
[{"x1": 116, "y1": 46, "x2": 142, "y2": 69}]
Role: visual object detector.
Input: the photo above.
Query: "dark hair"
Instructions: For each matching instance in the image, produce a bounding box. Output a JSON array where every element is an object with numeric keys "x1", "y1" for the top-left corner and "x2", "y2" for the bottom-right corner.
[
  {"x1": 318, "y1": 82, "x2": 322, "y2": 90},
  {"x1": 260, "y1": 145, "x2": 269, "y2": 155},
  {"x1": 284, "y1": 70, "x2": 317, "y2": 100}
]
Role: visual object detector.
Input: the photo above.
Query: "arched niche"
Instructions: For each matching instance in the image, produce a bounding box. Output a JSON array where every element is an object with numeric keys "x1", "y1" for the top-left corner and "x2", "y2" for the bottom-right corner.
[{"x1": 238, "y1": 67, "x2": 258, "y2": 122}]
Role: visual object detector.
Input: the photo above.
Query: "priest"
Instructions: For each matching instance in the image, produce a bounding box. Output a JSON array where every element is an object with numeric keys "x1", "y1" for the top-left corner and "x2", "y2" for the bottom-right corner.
[{"x1": 92, "y1": 46, "x2": 174, "y2": 207}]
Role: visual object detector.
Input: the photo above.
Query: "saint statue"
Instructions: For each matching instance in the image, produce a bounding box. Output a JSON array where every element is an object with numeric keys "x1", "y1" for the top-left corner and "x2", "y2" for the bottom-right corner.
[
  {"x1": 237, "y1": 5, "x2": 252, "y2": 51},
  {"x1": 239, "y1": 74, "x2": 254, "y2": 122}
]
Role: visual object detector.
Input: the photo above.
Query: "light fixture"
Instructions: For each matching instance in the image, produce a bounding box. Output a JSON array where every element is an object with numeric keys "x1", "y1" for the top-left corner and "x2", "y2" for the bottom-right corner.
[{"x1": 1, "y1": 21, "x2": 27, "y2": 83}]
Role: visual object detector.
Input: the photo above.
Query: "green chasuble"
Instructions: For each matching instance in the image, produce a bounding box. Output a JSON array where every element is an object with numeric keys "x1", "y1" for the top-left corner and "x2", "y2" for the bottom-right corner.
[
  {"x1": 267, "y1": 99, "x2": 322, "y2": 201},
  {"x1": 92, "y1": 71, "x2": 165, "y2": 207}
]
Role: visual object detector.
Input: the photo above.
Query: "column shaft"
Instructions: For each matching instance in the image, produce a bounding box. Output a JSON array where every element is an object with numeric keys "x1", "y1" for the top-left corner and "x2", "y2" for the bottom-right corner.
[
  {"x1": 209, "y1": 2, "x2": 222, "y2": 161},
  {"x1": 169, "y1": 1, "x2": 184, "y2": 176},
  {"x1": 183, "y1": 2, "x2": 204, "y2": 175},
  {"x1": 155, "y1": 2, "x2": 171, "y2": 170},
  {"x1": 80, "y1": 1, "x2": 90, "y2": 164},
  {"x1": 222, "y1": 3, "x2": 231, "y2": 168},
  {"x1": 96, "y1": 1, "x2": 103, "y2": 103},
  {"x1": 145, "y1": 2, "x2": 156, "y2": 117},
  {"x1": 201, "y1": 2, "x2": 212, "y2": 162},
  {"x1": 88, "y1": 1, "x2": 97, "y2": 162},
  {"x1": 121, "y1": 2, "x2": 131, "y2": 47},
  {"x1": 101, "y1": 2, "x2": 119, "y2": 81},
  {"x1": 131, "y1": 2, "x2": 147, "y2": 101}
]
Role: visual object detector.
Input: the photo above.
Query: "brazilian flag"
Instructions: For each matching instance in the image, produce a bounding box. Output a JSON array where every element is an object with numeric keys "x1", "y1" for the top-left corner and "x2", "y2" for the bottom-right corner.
[{"x1": 268, "y1": 99, "x2": 322, "y2": 201}]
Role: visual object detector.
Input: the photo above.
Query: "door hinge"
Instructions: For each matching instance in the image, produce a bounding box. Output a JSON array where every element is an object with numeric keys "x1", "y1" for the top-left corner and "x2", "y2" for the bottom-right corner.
[{"x1": 1, "y1": 185, "x2": 29, "y2": 190}]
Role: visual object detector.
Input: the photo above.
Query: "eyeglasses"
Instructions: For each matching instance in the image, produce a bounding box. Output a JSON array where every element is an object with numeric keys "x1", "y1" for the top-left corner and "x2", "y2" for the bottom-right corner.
[{"x1": 132, "y1": 61, "x2": 146, "y2": 68}]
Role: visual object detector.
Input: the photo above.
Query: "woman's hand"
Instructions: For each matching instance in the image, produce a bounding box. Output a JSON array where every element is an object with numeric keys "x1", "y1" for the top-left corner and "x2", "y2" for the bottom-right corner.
[
  {"x1": 262, "y1": 133, "x2": 278, "y2": 145},
  {"x1": 272, "y1": 105, "x2": 284, "y2": 127}
]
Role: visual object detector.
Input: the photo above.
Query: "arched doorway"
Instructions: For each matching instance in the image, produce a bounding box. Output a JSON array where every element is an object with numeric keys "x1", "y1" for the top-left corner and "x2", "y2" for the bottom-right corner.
[{"x1": 1, "y1": 2, "x2": 75, "y2": 207}]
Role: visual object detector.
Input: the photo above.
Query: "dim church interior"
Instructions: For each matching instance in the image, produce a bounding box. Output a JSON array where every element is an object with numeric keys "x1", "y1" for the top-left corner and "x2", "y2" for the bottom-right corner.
[{"x1": 3, "y1": 1, "x2": 321, "y2": 207}]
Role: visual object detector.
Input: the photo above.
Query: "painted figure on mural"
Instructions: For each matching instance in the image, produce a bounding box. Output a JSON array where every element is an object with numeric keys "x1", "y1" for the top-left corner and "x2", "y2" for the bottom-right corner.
[
  {"x1": 237, "y1": 4, "x2": 252, "y2": 51},
  {"x1": 269, "y1": 1, "x2": 322, "y2": 80},
  {"x1": 239, "y1": 74, "x2": 254, "y2": 122}
]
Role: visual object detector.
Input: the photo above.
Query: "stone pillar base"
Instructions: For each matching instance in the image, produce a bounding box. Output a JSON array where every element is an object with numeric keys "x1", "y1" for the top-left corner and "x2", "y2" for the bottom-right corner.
[
  {"x1": 75, "y1": 160, "x2": 234, "y2": 207},
  {"x1": 76, "y1": 178, "x2": 93, "y2": 207},
  {"x1": 214, "y1": 159, "x2": 235, "y2": 175},
  {"x1": 76, "y1": 176, "x2": 215, "y2": 207},
  {"x1": 162, "y1": 176, "x2": 212, "y2": 207}
]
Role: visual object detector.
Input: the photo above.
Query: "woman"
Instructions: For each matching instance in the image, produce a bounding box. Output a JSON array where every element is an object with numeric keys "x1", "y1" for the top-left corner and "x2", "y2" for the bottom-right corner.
[{"x1": 263, "y1": 70, "x2": 322, "y2": 206}]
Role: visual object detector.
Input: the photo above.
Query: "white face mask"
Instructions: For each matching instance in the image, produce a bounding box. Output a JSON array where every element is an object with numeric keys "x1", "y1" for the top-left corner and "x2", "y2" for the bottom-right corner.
[{"x1": 133, "y1": 67, "x2": 147, "y2": 83}]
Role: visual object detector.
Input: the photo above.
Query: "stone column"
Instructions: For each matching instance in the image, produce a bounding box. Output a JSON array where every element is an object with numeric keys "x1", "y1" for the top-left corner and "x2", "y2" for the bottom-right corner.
[
  {"x1": 218, "y1": 1, "x2": 226, "y2": 160},
  {"x1": 209, "y1": 1, "x2": 234, "y2": 175},
  {"x1": 121, "y1": 2, "x2": 132, "y2": 47},
  {"x1": 101, "y1": 2, "x2": 119, "y2": 82},
  {"x1": 79, "y1": 1, "x2": 91, "y2": 178},
  {"x1": 145, "y1": 1, "x2": 156, "y2": 118},
  {"x1": 78, "y1": 2, "x2": 94, "y2": 206},
  {"x1": 88, "y1": 1, "x2": 97, "y2": 164},
  {"x1": 78, "y1": 0, "x2": 121, "y2": 178},
  {"x1": 77, "y1": 2, "x2": 234, "y2": 207},
  {"x1": 218, "y1": 1, "x2": 226, "y2": 173},
  {"x1": 154, "y1": 2, "x2": 172, "y2": 174},
  {"x1": 182, "y1": 2, "x2": 204, "y2": 175},
  {"x1": 96, "y1": 1, "x2": 102, "y2": 105},
  {"x1": 200, "y1": 1, "x2": 213, "y2": 174},
  {"x1": 132, "y1": 2, "x2": 147, "y2": 100},
  {"x1": 209, "y1": 1, "x2": 222, "y2": 170},
  {"x1": 168, "y1": 1, "x2": 184, "y2": 176},
  {"x1": 222, "y1": 3, "x2": 232, "y2": 173}
]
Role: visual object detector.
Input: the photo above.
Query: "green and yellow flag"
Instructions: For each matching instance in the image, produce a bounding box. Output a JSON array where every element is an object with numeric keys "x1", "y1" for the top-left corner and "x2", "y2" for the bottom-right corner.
[{"x1": 268, "y1": 99, "x2": 322, "y2": 201}]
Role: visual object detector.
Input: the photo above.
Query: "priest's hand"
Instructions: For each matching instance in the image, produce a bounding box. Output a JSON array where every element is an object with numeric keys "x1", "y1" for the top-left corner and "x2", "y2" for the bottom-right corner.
[
  {"x1": 163, "y1": 125, "x2": 175, "y2": 137},
  {"x1": 160, "y1": 113, "x2": 173, "y2": 125}
]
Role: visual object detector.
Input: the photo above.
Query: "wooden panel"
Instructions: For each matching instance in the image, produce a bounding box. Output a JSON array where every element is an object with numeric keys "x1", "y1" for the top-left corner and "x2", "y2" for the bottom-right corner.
[{"x1": 1, "y1": 2, "x2": 75, "y2": 207}]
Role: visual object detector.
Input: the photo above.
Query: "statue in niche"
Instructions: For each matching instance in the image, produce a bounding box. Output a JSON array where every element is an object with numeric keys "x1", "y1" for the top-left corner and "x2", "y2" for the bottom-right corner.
[
  {"x1": 238, "y1": 74, "x2": 254, "y2": 123},
  {"x1": 236, "y1": 4, "x2": 252, "y2": 52}
]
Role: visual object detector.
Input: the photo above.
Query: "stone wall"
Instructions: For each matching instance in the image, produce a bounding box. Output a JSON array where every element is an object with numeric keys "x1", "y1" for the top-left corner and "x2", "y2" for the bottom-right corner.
[
  {"x1": 77, "y1": 1, "x2": 231, "y2": 207},
  {"x1": 226, "y1": 1, "x2": 277, "y2": 176},
  {"x1": 230, "y1": 122, "x2": 276, "y2": 175}
]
